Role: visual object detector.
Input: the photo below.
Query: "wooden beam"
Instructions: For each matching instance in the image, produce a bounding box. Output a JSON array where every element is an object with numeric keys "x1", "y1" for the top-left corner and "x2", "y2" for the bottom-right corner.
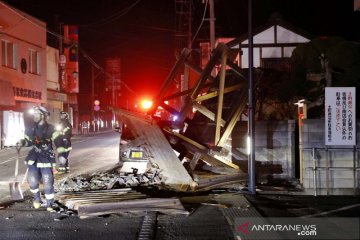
[
  {"x1": 194, "y1": 83, "x2": 242, "y2": 102},
  {"x1": 192, "y1": 103, "x2": 226, "y2": 127},
  {"x1": 164, "y1": 128, "x2": 240, "y2": 169},
  {"x1": 179, "y1": 43, "x2": 228, "y2": 122},
  {"x1": 215, "y1": 48, "x2": 228, "y2": 144},
  {"x1": 151, "y1": 48, "x2": 191, "y2": 115}
]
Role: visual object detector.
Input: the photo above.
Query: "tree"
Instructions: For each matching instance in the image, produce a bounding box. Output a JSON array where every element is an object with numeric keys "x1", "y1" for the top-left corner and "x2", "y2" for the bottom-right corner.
[
  {"x1": 255, "y1": 68, "x2": 298, "y2": 120},
  {"x1": 290, "y1": 36, "x2": 360, "y2": 118}
]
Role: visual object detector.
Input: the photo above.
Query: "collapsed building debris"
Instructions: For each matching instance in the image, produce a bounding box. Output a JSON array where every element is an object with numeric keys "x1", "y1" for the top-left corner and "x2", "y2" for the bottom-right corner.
[
  {"x1": 53, "y1": 163, "x2": 190, "y2": 218},
  {"x1": 54, "y1": 188, "x2": 188, "y2": 219},
  {"x1": 48, "y1": 43, "x2": 260, "y2": 219},
  {"x1": 77, "y1": 198, "x2": 188, "y2": 219},
  {"x1": 54, "y1": 165, "x2": 165, "y2": 193},
  {"x1": 110, "y1": 43, "x2": 263, "y2": 191}
]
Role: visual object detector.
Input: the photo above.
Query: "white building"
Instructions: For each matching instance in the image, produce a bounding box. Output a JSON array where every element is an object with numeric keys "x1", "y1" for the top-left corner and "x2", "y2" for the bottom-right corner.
[
  {"x1": 200, "y1": 14, "x2": 312, "y2": 71},
  {"x1": 228, "y1": 14, "x2": 312, "y2": 70}
]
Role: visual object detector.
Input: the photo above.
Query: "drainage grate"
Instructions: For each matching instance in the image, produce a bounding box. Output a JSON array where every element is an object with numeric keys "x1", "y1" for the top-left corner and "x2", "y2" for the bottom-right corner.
[{"x1": 138, "y1": 212, "x2": 157, "y2": 240}]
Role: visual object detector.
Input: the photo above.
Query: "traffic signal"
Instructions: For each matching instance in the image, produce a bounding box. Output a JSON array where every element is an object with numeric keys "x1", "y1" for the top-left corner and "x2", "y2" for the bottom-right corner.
[
  {"x1": 94, "y1": 99, "x2": 100, "y2": 111},
  {"x1": 69, "y1": 45, "x2": 78, "y2": 62}
]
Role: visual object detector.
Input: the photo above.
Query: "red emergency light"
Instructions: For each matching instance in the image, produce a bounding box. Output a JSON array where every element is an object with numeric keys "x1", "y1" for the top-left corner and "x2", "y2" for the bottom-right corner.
[{"x1": 140, "y1": 99, "x2": 153, "y2": 109}]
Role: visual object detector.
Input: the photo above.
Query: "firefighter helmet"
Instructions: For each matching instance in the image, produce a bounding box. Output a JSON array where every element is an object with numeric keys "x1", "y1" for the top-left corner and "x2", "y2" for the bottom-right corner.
[
  {"x1": 34, "y1": 106, "x2": 50, "y2": 117},
  {"x1": 60, "y1": 111, "x2": 69, "y2": 120}
]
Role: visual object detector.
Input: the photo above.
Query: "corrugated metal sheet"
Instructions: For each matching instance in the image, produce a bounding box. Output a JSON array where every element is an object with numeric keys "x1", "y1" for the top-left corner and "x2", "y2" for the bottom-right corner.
[{"x1": 115, "y1": 109, "x2": 194, "y2": 191}]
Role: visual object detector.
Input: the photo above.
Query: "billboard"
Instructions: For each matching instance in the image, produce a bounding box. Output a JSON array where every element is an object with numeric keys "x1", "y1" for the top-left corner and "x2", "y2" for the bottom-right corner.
[
  {"x1": 61, "y1": 25, "x2": 79, "y2": 93},
  {"x1": 325, "y1": 87, "x2": 356, "y2": 145},
  {"x1": 105, "y1": 57, "x2": 121, "y2": 91}
]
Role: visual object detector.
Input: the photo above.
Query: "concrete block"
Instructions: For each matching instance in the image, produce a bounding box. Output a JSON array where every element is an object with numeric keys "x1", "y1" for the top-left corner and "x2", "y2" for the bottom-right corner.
[{"x1": 303, "y1": 119, "x2": 325, "y2": 133}]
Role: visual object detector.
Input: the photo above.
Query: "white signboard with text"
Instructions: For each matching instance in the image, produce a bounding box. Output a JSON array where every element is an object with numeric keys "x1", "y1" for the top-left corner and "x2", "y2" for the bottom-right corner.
[{"x1": 325, "y1": 87, "x2": 356, "y2": 145}]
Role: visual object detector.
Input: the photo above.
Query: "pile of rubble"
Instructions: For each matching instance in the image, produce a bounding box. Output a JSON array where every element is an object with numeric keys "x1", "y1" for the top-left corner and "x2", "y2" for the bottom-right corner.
[
  {"x1": 51, "y1": 166, "x2": 190, "y2": 219},
  {"x1": 54, "y1": 166, "x2": 165, "y2": 192}
]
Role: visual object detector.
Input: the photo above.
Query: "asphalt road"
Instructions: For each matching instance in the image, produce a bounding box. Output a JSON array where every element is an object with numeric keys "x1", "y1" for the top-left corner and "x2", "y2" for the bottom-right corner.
[
  {"x1": 0, "y1": 131, "x2": 119, "y2": 181},
  {"x1": 0, "y1": 131, "x2": 234, "y2": 240},
  {"x1": 0, "y1": 131, "x2": 359, "y2": 240},
  {"x1": 0, "y1": 131, "x2": 119, "y2": 203}
]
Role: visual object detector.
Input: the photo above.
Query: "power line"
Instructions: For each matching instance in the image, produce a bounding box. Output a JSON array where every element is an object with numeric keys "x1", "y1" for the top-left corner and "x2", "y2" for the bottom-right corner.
[
  {"x1": 191, "y1": 0, "x2": 209, "y2": 45},
  {"x1": 81, "y1": 0, "x2": 142, "y2": 27}
]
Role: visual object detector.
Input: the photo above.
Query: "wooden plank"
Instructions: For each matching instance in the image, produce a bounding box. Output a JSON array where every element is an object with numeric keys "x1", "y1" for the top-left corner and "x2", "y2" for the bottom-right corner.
[
  {"x1": 195, "y1": 173, "x2": 247, "y2": 191},
  {"x1": 164, "y1": 128, "x2": 240, "y2": 169},
  {"x1": 68, "y1": 195, "x2": 148, "y2": 210},
  {"x1": 77, "y1": 198, "x2": 188, "y2": 217}
]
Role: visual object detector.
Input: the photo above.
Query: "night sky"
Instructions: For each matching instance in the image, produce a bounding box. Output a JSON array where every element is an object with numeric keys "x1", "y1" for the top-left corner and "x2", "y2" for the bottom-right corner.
[{"x1": 2, "y1": 0, "x2": 359, "y2": 114}]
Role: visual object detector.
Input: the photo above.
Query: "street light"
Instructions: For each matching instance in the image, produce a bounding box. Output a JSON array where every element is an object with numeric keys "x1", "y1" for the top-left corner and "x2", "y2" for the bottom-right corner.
[{"x1": 294, "y1": 99, "x2": 308, "y2": 185}]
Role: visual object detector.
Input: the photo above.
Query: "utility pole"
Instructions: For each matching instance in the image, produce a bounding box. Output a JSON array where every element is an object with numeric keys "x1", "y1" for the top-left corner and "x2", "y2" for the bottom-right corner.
[
  {"x1": 248, "y1": 0, "x2": 256, "y2": 195},
  {"x1": 91, "y1": 66, "x2": 94, "y2": 121},
  {"x1": 175, "y1": 0, "x2": 192, "y2": 110},
  {"x1": 209, "y1": 0, "x2": 215, "y2": 52},
  {"x1": 209, "y1": 0, "x2": 216, "y2": 77}
]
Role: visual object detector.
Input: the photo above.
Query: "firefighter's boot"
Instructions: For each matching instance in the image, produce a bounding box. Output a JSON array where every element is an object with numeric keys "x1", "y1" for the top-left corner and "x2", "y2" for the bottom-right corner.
[{"x1": 33, "y1": 201, "x2": 41, "y2": 209}]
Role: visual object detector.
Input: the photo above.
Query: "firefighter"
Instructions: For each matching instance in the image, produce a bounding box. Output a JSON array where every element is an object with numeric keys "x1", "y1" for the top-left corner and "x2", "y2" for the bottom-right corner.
[
  {"x1": 56, "y1": 111, "x2": 73, "y2": 173},
  {"x1": 18, "y1": 106, "x2": 60, "y2": 212}
]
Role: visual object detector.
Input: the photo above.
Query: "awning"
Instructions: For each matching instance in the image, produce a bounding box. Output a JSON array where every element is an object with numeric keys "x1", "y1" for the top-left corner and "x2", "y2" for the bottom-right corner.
[{"x1": 0, "y1": 79, "x2": 15, "y2": 106}]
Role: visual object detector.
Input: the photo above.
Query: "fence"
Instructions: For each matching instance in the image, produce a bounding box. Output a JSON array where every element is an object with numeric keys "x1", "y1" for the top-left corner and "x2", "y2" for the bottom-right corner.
[{"x1": 303, "y1": 147, "x2": 360, "y2": 195}]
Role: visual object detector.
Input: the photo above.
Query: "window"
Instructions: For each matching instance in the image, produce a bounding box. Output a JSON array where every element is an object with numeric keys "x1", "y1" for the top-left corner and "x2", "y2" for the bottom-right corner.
[
  {"x1": 1, "y1": 40, "x2": 18, "y2": 69},
  {"x1": 28, "y1": 49, "x2": 40, "y2": 74}
]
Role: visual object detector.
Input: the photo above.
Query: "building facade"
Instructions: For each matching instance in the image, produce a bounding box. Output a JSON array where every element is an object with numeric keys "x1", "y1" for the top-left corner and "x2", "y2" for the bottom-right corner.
[
  {"x1": 0, "y1": 1, "x2": 47, "y2": 147},
  {"x1": 0, "y1": 1, "x2": 79, "y2": 147}
]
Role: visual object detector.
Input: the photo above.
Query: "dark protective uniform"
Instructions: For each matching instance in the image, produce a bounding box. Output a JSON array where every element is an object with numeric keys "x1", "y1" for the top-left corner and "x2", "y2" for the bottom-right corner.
[
  {"x1": 56, "y1": 119, "x2": 72, "y2": 173},
  {"x1": 23, "y1": 122, "x2": 60, "y2": 207}
]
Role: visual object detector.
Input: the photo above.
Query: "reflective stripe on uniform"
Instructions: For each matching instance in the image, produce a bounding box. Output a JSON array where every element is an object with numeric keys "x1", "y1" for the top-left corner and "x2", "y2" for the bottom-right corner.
[
  {"x1": 57, "y1": 146, "x2": 72, "y2": 153},
  {"x1": 45, "y1": 193, "x2": 54, "y2": 200},
  {"x1": 52, "y1": 131, "x2": 61, "y2": 141},
  {"x1": 30, "y1": 188, "x2": 39, "y2": 193},
  {"x1": 27, "y1": 160, "x2": 35, "y2": 165},
  {"x1": 24, "y1": 135, "x2": 32, "y2": 141},
  {"x1": 63, "y1": 127, "x2": 71, "y2": 134},
  {"x1": 57, "y1": 147, "x2": 66, "y2": 153},
  {"x1": 36, "y1": 162, "x2": 54, "y2": 168}
]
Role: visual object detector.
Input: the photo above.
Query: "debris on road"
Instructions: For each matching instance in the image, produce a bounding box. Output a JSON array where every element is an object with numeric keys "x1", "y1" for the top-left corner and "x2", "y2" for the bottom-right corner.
[
  {"x1": 54, "y1": 168, "x2": 188, "y2": 219},
  {"x1": 77, "y1": 197, "x2": 188, "y2": 219},
  {"x1": 54, "y1": 164, "x2": 165, "y2": 192},
  {"x1": 56, "y1": 188, "x2": 146, "y2": 210},
  {"x1": 54, "y1": 187, "x2": 188, "y2": 219}
]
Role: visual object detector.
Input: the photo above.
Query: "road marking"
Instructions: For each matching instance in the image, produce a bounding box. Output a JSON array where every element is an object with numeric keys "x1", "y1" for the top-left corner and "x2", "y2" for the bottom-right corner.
[
  {"x1": 301, "y1": 203, "x2": 360, "y2": 218},
  {"x1": 0, "y1": 155, "x2": 26, "y2": 165},
  {"x1": 0, "y1": 159, "x2": 14, "y2": 165}
]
